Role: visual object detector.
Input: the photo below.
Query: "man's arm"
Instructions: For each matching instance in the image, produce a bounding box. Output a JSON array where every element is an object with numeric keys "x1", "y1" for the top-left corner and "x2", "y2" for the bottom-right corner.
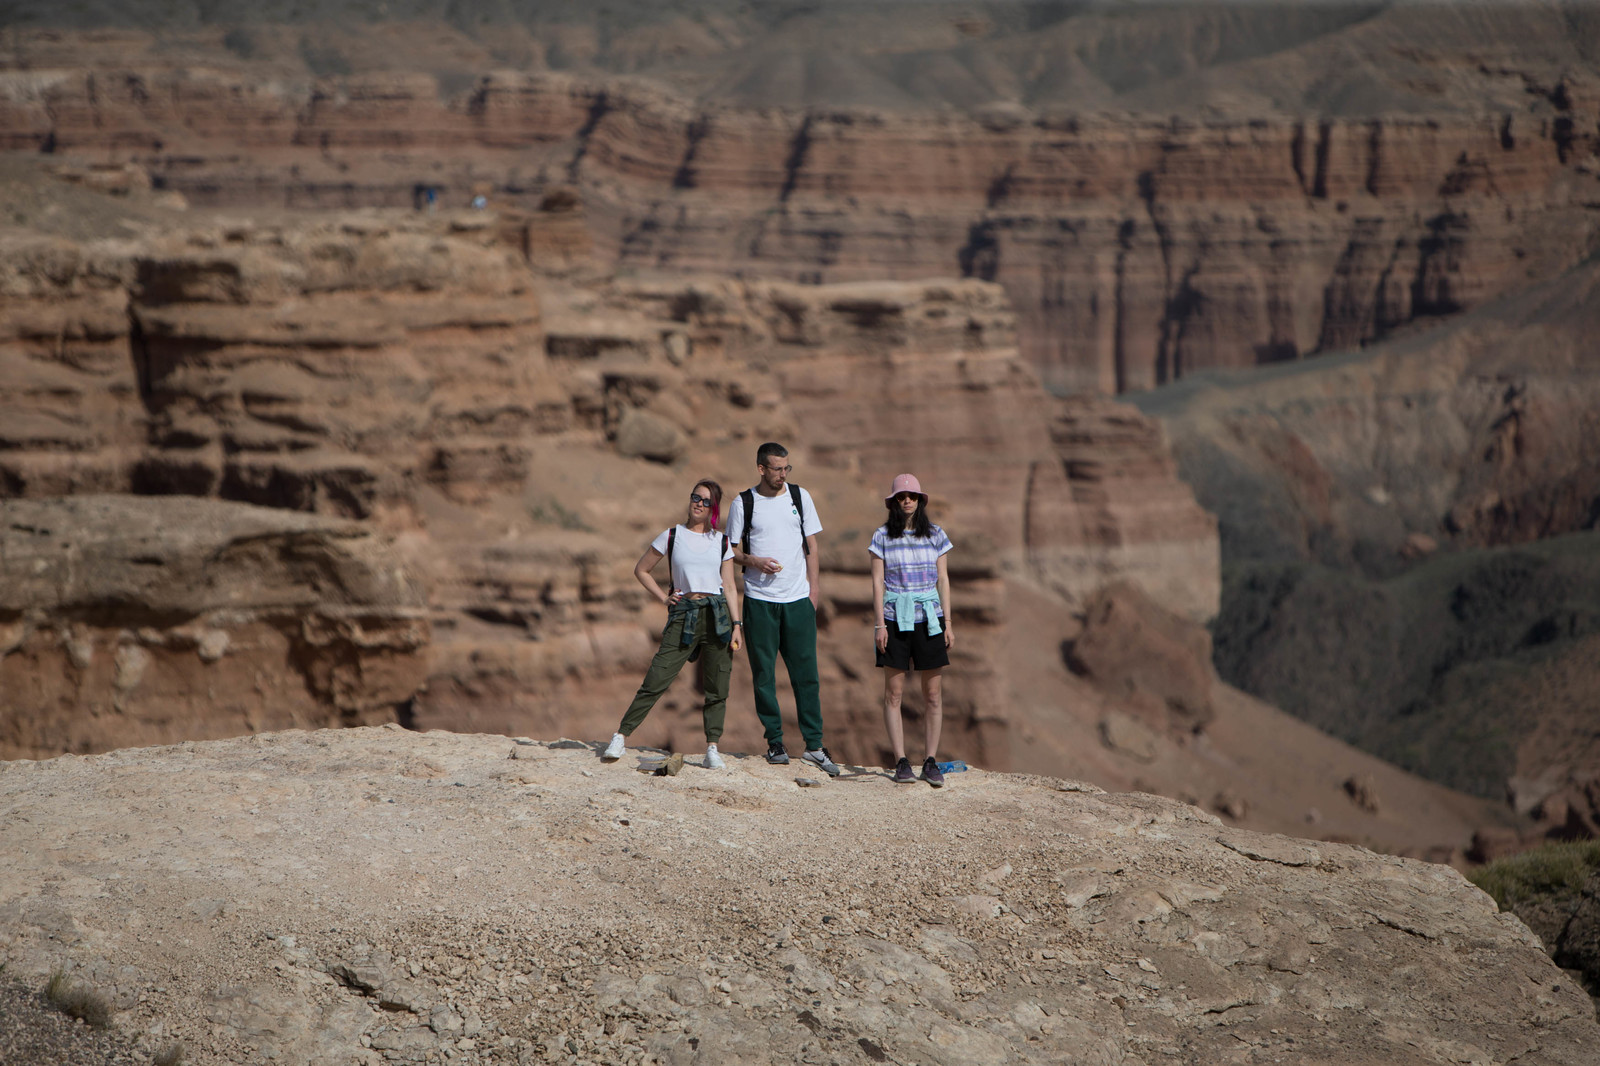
[
  {"x1": 732, "y1": 541, "x2": 782, "y2": 574},
  {"x1": 805, "y1": 533, "x2": 820, "y2": 608},
  {"x1": 728, "y1": 498, "x2": 778, "y2": 573}
]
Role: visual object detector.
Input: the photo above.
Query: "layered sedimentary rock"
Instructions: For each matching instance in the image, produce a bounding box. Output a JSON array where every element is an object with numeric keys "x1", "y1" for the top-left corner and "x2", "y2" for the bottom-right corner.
[
  {"x1": 0, "y1": 193, "x2": 1218, "y2": 773},
  {"x1": 0, "y1": 211, "x2": 555, "y2": 510},
  {"x1": 1135, "y1": 255, "x2": 1600, "y2": 571},
  {"x1": 5, "y1": 16, "x2": 1600, "y2": 394},
  {"x1": 1137, "y1": 257, "x2": 1600, "y2": 845},
  {"x1": 409, "y1": 272, "x2": 1219, "y2": 769},
  {"x1": 0, "y1": 233, "x2": 144, "y2": 497},
  {"x1": 610, "y1": 275, "x2": 1219, "y2": 617},
  {"x1": 0, "y1": 496, "x2": 428, "y2": 760},
  {"x1": 0, "y1": 162, "x2": 1532, "y2": 859}
]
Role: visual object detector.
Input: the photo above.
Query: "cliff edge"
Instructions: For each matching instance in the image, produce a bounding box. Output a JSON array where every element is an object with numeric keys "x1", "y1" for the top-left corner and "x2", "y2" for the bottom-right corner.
[{"x1": 1, "y1": 726, "x2": 1594, "y2": 1065}]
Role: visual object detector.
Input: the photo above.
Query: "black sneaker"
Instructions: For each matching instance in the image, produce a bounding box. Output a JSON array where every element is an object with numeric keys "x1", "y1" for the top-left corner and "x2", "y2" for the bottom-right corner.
[
  {"x1": 921, "y1": 757, "x2": 945, "y2": 788},
  {"x1": 892, "y1": 757, "x2": 916, "y2": 784},
  {"x1": 765, "y1": 742, "x2": 790, "y2": 765}
]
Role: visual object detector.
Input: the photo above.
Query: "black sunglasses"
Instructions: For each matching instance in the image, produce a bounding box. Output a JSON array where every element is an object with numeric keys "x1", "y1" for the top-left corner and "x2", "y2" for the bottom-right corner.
[
  {"x1": 689, "y1": 493, "x2": 714, "y2": 506},
  {"x1": 893, "y1": 493, "x2": 921, "y2": 503}
]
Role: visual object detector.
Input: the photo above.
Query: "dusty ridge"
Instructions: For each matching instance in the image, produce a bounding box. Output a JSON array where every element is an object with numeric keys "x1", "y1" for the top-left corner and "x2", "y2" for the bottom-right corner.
[{"x1": 0, "y1": 726, "x2": 1594, "y2": 1065}]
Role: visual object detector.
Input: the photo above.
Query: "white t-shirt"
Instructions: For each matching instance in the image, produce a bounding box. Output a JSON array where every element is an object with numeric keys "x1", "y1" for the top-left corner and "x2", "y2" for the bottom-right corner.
[
  {"x1": 649, "y1": 526, "x2": 734, "y2": 595},
  {"x1": 726, "y1": 486, "x2": 823, "y2": 603}
]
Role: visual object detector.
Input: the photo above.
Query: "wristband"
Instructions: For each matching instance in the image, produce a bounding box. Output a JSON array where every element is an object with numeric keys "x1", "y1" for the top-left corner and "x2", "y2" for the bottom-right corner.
[
  {"x1": 732, "y1": 621, "x2": 744, "y2": 626},
  {"x1": 874, "y1": 625, "x2": 887, "y2": 630}
]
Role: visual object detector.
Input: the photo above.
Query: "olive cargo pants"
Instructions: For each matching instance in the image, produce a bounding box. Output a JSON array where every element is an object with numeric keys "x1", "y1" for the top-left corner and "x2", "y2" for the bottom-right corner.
[{"x1": 617, "y1": 601, "x2": 733, "y2": 742}]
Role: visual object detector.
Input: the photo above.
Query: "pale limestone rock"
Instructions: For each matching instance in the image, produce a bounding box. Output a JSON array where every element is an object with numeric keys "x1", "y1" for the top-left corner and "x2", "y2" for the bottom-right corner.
[{"x1": 612, "y1": 407, "x2": 686, "y2": 464}]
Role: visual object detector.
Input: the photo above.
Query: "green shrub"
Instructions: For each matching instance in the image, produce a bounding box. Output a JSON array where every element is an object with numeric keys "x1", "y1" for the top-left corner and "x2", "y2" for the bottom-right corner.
[
  {"x1": 1469, "y1": 840, "x2": 1600, "y2": 910},
  {"x1": 44, "y1": 969, "x2": 113, "y2": 1029}
]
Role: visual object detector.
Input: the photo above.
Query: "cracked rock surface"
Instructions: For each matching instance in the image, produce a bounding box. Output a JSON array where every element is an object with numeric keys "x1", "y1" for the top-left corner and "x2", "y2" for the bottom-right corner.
[{"x1": 1, "y1": 726, "x2": 1595, "y2": 1065}]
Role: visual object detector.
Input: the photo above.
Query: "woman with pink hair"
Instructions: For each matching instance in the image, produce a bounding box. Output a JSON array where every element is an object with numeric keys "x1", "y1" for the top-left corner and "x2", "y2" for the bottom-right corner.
[
  {"x1": 869, "y1": 474, "x2": 954, "y2": 787},
  {"x1": 602, "y1": 478, "x2": 742, "y2": 769}
]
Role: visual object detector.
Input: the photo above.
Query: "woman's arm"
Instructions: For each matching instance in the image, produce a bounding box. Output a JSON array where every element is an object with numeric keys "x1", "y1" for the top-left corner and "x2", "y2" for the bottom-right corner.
[
  {"x1": 634, "y1": 547, "x2": 676, "y2": 606},
  {"x1": 721, "y1": 557, "x2": 743, "y2": 651},
  {"x1": 936, "y1": 553, "x2": 953, "y2": 649},
  {"x1": 871, "y1": 554, "x2": 888, "y2": 653}
]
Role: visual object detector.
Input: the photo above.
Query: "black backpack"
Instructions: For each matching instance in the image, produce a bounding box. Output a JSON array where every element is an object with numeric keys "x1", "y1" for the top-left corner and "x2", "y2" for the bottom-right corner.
[{"x1": 739, "y1": 483, "x2": 810, "y2": 558}]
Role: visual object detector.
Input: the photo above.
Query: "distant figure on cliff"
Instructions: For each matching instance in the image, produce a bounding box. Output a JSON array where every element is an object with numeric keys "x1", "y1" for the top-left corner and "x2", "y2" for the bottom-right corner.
[
  {"x1": 727, "y1": 443, "x2": 839, "y2": 776},
  {"x1": 602, "y1": 478, "x2": 742, "y2": 770},
  {"x1": 870, "y1": 474, "x2": 953, "y2": 787}
]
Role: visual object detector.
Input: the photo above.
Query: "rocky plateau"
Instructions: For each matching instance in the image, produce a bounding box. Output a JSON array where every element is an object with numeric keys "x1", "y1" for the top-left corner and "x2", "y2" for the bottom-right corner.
[{"x1": 1, "y1": 725, "x2": 1596, "y2": 1066}]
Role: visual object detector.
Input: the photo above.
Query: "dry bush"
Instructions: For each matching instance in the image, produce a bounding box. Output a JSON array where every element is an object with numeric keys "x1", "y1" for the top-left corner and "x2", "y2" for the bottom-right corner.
[
  {"x1": 153, "y1": 1041, "x2": 185, "y2": 1066},
  {"x1": 44, "y1": 969, "x2": 113, "y2": 1028}
]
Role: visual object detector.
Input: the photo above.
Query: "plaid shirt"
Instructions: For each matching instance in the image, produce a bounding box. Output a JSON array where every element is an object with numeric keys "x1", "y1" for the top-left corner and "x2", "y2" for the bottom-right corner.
[{"x1": 868, "y1": 524, "x2": 953, "y2": 623}]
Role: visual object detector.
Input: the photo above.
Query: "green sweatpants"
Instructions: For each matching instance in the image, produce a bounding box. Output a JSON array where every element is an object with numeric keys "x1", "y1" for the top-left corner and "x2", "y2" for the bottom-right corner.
[
  {"x1": 618, "y1": 602, "x2": 733, "y2": 742},
  {"x1": 744, "y1": 596, "x2": 823, "y2": 750}
]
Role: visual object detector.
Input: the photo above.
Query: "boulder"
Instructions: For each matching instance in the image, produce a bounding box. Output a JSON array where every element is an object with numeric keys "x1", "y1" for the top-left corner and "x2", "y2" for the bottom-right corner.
[
  {"x1": 1066, "y1": 582, "x2": 1216, "y2": 732},
  {"x1": 611, "y1": 407, "x2": 686, "y2": 463}
]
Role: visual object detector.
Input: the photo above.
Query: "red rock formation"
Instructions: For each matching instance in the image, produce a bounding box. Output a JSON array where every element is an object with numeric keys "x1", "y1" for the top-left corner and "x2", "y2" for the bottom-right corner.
[
  {"x1": 1065, "y1": 581, "x2": 1216, "y2": 735},
  {"x1": 1140, "y1": 253, "x2": 1600, "y2": 565},
  {"x1": 0, "y1": 496, "x2": 428, "y2": 760},
  {"x1": 408, "y1": 272, "x2": 1218, "y2": 768},
  {"x1": 0, "y1": 174, "x2": 1533, "y2": 860},
  {"x1": 0, "y1": 191, "x2": 1219, "y2": 771},
  {"x1": 0, "y1": 234, "x2": 143, "y2": 497},
  {"x1": 4, "y1": 28, "x2": 1598, "y2": 395}
]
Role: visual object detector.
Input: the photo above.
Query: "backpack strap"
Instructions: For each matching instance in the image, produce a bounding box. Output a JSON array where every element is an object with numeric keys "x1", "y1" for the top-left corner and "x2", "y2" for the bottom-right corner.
[
  {"x1": 790, "y1": 482, "x2": 810, "y2": 555},
  {"x1": 666, "y1": 526, "x2": 676, "y2": 587},
  {"x1": 740, "y1": 489, "x2": 755, "y2": 558},
  {"x1": 739, "y1": 486, "x2": 810, "y2": 558}
]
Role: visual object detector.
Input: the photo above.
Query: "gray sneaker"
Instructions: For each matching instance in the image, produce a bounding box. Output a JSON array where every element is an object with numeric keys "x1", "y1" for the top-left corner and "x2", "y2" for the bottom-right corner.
[
  {"x1": 765, "y1": 742, "x2": 790, "y2": 765},
  {"x1": 801, "y1": 748, "x2": 842, "y2": 777}
]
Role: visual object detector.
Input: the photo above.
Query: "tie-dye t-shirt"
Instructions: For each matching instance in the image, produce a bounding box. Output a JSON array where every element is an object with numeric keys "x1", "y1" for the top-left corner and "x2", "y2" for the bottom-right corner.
[{"x1": 868, "y1": 525, "x2": 953, "y2": 623}]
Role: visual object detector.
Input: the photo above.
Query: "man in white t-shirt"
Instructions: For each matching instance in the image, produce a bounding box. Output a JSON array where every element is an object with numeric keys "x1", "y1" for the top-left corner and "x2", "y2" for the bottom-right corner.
[{"x1": 726, "y1": 442, "x2": 839, "y2": 776}]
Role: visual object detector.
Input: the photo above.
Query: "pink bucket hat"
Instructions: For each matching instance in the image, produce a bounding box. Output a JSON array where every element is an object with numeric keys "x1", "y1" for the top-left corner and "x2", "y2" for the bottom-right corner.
[{"x1": 885, "y1": 473, "x2": 927, "y2": 504}]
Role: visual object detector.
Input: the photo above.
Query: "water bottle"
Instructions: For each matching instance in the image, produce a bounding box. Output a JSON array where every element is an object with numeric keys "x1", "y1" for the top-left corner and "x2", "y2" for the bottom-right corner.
[{"x1": 936, "y1": 760, "x2": 969, "y2": 774}]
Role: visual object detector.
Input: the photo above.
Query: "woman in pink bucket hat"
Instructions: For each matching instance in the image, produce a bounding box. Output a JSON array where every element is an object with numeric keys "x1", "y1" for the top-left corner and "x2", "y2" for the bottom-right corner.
[{"x1": 868, "y1": 473, "x2": 954, "y2": 786}]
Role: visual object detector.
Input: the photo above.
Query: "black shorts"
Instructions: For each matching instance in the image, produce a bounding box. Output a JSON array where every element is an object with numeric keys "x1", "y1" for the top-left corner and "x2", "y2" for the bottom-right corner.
[{"x1": 876, "y1": 618, "x2": 950, "y2": 672}]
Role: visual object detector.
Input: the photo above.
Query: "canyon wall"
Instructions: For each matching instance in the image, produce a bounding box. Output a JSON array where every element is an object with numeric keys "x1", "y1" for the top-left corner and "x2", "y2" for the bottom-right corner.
[
  {"x1": 1135, "y1": 257, "x2": 1600, "y2": 847},
  {"x1": 0, "y1": 495, "x2": 428, "y2": 759},
  {"x1": 0, "y1": 195, "x2": 1217, "y2": 775},
  {"x1": 6, "y1": 24, "x2": 1600, "y2": 395},
  {"x1": 1134, "y1": 255, "x2": 1600, "y2": 573}
]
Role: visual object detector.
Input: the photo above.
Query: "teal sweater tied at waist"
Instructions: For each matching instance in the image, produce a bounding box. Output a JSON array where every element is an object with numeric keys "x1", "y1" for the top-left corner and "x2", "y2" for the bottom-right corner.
[
  {"x1": 668, "y1": 593, "x2": 734, "y2": 647},
  {"x1": 885, "y1": 588, "x2": 944, "y2": 636}
]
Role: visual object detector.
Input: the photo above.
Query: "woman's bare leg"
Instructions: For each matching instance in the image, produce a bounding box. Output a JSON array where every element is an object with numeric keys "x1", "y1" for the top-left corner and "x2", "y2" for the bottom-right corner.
[
  {"x1": 920, "y1": 668, "x2": 944, "y2": 760},
  {"x1": 882, "y1": 669, "x2": 908, "y2": 760}
]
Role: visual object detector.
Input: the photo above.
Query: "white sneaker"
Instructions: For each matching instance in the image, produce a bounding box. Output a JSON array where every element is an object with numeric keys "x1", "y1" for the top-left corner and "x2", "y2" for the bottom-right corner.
[
  {"x1": 602, "y1": 733, "x2": 626, "y2": 760},
  {"x1": 705, "y1": 744, "x2": 726, "y2": 770}
]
